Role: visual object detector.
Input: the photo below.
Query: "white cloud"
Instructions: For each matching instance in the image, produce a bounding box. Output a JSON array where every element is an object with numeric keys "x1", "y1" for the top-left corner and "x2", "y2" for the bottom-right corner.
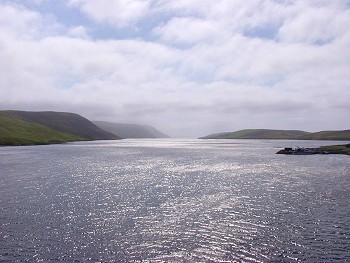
[
  {"x1": 68, "y1": 0, "x2": 151, "y2": 27},
  {"x1": 68, "y1": 26, "x2": 89, "y2": 38},
  {"x1": 154, "y1": 17, "x2": 228, "y2": 45},
  {"x1": 0, "y1": 4, "x2": 42, "y2": 38},
  {"x1": 155, "y1": 0, "x2": 290, "y2": 35},
  {"x1": 278, "y1": 1, "x2": 350, "y2": 43},
  {"x1": 0, "y1": 1, "x2": 349, "y2": 137}
]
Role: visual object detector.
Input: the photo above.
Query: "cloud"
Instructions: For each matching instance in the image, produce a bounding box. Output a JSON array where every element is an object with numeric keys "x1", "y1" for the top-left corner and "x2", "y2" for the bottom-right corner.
[
  {"x1": 68, "y1": 26, "x2": 89, "y2": 38},
  {"x1": 154, "y1": 17, "x2": 225, "y2": 45},
  {"x1": 0, "y1": 1, "x2": 349, "y2": 137},
  {"x1": 0, "y1": 4, "x2": 42, "y2": 37},
  {"x1": 68, "y1": 0, "x2": 151, "y2": 27},
  {"x1": 278, "y1": 1, "x2": 350, "y2": 43}
]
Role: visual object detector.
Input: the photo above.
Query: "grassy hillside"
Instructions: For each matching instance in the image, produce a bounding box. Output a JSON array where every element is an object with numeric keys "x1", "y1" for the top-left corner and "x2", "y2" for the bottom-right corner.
[
  {"x1": 0, "y1": 110, "x2": 120, "y2": 146},
  {"x1": 200, "y1": 129, "x2": 350, "y2": 140},
  {"x1": 93, "y1": 121, "x2": 169, "y2": 139},
  {"x1": 0, "y1": 115, "x2": 84, "y2": 146},
  {"x1": 201, "y1": 129, "x2": 309, "y2": 139},
  {"x1": 1, "y1": 111, "x2": 119, "y2": 140},
  {"x1": 299, "y1": 130, "x2": 350, "y2": 140}
]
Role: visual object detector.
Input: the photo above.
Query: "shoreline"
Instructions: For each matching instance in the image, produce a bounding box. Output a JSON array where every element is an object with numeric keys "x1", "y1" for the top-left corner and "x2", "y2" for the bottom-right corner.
[{"x1": 276, "y1": 144, "x2": 350, "y2": 156}]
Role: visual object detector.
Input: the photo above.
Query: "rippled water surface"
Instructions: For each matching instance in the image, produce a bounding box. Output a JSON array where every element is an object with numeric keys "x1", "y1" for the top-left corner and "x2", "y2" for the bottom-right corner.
[{"x1": 1, "y1": 139, "x2": 350, "y2": 262}]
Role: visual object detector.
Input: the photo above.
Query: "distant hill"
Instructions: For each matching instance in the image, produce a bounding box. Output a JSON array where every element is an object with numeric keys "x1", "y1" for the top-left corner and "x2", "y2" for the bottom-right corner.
[
  {"x1": 93, "y1": 121, "x2": 169, "y2": 139},
  {"x1": 0, "y1": 110, "x2": 120, "y2": 146},
  {"x1": 200, "y1": 129, "x2": 309, "y2": 139},
  {"x1": 200, "y1": 129, "x2": 350, "y2": 141},
  {"x1": 298, "y1": 130, "x2": 350, "y2": 141}
]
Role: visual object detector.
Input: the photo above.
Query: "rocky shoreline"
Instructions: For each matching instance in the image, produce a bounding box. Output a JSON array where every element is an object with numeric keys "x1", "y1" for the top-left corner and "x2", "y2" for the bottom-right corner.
[{"x1": 276, "y1": 144, "x2": 350, "y2": 155}]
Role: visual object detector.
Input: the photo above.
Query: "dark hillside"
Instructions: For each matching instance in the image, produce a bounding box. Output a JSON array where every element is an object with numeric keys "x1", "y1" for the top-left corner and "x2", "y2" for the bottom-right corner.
[
  {"x1": 0, "y1": 114, "x2": 84, "y2": 146},
  {"x1": 2, "y1": 111, "x2": 119, "y2": 140}
]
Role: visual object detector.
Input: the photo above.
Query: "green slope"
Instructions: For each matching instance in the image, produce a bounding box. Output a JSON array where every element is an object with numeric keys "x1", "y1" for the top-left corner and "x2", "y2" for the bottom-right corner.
[
  {"x1": 0, "y1": 115, "x2": 84, "y2": 146},
  {"x1": 0, "y1": 110, "x2": 121, "y2": 146},
  {"x1": 201, "y1": 129, "x2": 309, "y2": 139},
  {"x1": 200, "y1": 129, "x2": 350, "y2": 140},
  {"x1": 2, "y1": 110, "x2": 119, "y2": 140},
  {"x1": 299, "y1": 130, "x2": 350, "y2": 140}
]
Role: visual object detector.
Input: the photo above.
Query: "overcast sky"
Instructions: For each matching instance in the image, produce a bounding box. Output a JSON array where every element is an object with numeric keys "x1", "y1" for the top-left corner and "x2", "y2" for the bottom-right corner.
[{"x1": 0, "y1": 0, "x2": 349, "y2": 137}]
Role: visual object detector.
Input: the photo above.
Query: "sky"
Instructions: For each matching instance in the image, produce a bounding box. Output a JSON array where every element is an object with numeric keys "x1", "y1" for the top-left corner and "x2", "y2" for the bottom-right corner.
[{"x1": 0, "y1": 0, "x2": 349, "y2": 138}]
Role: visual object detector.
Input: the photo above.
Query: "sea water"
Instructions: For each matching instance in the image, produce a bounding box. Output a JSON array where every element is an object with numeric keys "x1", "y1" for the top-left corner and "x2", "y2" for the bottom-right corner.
[{"x1": 0, "y1": 139, "x2": 349, "y2": 262}]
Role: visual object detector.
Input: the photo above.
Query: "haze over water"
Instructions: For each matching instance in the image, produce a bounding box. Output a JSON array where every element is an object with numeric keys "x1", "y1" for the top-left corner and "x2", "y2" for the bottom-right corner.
[{"x1": 1, "y1": 139, "x2": 349, "y2": 262}]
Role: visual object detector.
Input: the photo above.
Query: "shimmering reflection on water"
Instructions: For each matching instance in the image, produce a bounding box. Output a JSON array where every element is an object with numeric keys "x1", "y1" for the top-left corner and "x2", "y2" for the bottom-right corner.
[{"x1": 0, "y1": 139, "x2": 349, "y2": 262}]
